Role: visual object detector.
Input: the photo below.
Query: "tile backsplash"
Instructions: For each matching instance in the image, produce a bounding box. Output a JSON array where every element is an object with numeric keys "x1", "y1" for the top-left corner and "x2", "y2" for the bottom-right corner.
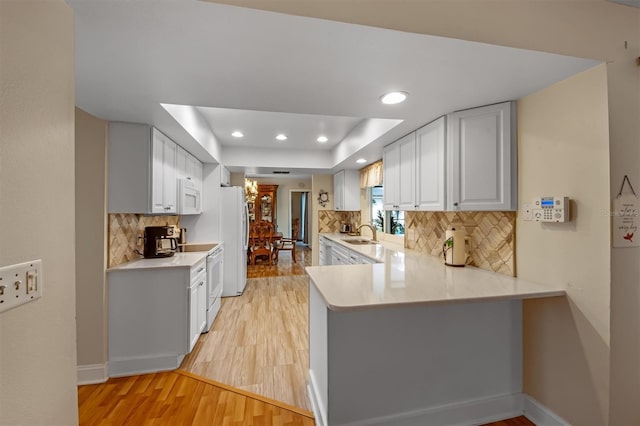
[
  {"x1": 108, "y1": 214, "x2": 180, "y2": 267},
  {"x1": 405, "y1": 211, "x2": 516, "y2": 276},
  {"x1": 318, "y1": 210, "x2": 362, "y2": 233}
]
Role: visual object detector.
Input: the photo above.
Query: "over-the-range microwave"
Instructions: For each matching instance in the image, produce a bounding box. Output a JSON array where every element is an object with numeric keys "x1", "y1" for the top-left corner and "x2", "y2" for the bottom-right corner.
[{"x1": 178, "y1": 178, "x2": 202, "y2": 215}]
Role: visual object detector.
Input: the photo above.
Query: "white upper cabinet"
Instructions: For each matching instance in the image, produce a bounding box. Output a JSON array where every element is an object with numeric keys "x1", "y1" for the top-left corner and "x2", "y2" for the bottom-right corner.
[
  {"x1": 416, "y1": 117, "x2": 446, "y2": 211},
  {"x1": 381, "y1": 102, "x2": 516, "y2": 213},
  {"x1": 108, "y1": 123, "x2": 180, "y2": 214},
  {"x1": 151, "y1": 129, "x2": 177, "y2": 214},
  {"x1": 398, "y1": 133, "x2": 417, "y2": 210},
  {"x1": 447, "y1": 101, "x2": 516, "y2": 211},
  {"x1": 176, "y1": 146, "x2": 203, "y2": 191},
  {"x1": 383, "y1": 143, "x2": 400, "y2": 210},
  {"x1": 333, "y1": 170, "x2": 360, "y2": 211}
]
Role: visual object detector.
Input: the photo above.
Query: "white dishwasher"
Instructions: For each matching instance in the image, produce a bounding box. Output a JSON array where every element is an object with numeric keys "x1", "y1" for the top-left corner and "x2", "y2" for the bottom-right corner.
[{"x1": 205, "y1": 244, "x2": 224, "y2": 331}]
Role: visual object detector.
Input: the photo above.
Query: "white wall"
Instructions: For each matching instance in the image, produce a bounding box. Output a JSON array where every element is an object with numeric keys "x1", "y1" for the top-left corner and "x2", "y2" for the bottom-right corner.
[
  {"x1": 311, "y1": 175, "x2": 334, "y2": 265},
  {"x1": 517, "y1": 65, "x2": 611, "y2": 425},
  {"x1": 75, "y1": 108, "x2": 108, "y2": 380},
  {"x1": 0, "y1": 1, "x2": 78, "y2": 424},
  {"x1": 253, "y1": 177, "x2": 312, "y2": 236}
]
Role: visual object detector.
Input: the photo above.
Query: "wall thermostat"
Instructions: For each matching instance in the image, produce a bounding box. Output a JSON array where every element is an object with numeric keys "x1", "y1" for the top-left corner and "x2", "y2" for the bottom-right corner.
[{"x1": 532, "y1": 196, "x2": 570, "y2": 222}]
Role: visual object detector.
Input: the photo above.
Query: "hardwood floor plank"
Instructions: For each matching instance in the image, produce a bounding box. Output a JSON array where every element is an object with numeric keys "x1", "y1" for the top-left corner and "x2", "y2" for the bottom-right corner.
[
  {"x1": 180, "y1": 246, "x2": 313, "y2": 411},
  {"x1": 78, "y1": 372, "x2": 314, "y2": 425}
]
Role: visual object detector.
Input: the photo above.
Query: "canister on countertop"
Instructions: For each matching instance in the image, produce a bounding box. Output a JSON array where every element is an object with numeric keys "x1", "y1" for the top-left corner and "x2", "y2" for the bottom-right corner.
[{"x1": 443, "y1": 225, "x2": 468, "y2": 267}]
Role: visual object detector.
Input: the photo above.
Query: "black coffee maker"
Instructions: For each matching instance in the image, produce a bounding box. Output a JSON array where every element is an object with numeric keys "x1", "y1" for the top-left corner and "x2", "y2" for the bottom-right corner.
[{"x1": 143, "y1": 226, "x2": 178, "y2": 258}]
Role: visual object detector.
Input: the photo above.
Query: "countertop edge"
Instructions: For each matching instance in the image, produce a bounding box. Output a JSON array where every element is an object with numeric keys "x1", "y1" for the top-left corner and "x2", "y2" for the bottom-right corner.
[{"x1": 322, "y1": 289, "x2": 567, "y2": 312}]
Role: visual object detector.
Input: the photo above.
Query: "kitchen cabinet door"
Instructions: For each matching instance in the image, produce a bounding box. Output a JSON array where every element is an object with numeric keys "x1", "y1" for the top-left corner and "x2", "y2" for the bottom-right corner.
[
  {"x1": 333, "y1": 170, "x2": 360, "y2": 211},
  {"x1": 151, "y1": 130, "x2": 177, "y2": 214},
  {"x1": 416, "y1": 117, "x2": 446, "y2": 211},
  {"x1": 447, "y1": 101, "x2": 515, "y2": 211},
  {"x1": 382, "y1": 143, "x2": 400, "y2": 210},
  {"x1": 333, "y1": 170, "x2": 344, "y2": 210},
  {"x1": 162, "y1": 138, "x2": 177, "y2": 212},
  {"x1": 176, "y1": 146, "x2": 188, "y2": 181},
  {"x1": 189, "y1": 264, "x2": 207, "y2": 352},
  {"x1": 151, "y1": 133, "x2": 166, "y2": 213},
  {"x1": 397, "y1": 132, "x2": 416, "y2": 211}
]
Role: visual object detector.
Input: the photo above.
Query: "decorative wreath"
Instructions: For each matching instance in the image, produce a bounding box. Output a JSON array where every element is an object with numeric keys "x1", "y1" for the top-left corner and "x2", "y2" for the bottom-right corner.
[{"x1": 318, "y1": 190, "x2": 329, "y2": 207}]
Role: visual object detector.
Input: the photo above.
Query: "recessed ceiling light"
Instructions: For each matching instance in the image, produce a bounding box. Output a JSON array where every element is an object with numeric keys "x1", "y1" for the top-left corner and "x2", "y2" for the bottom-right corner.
[
  {"x1": 276, "y1": 134, "x2": 288, "y2": 141},
  {"x1": 231, "y1": 131, "x2": 244, "y2": 138},
  {"x1": 317, "y1": 136, "x2": 328, "y2": 143},
  {"x1": 356, "y1": 158, "x2": 367, "y2": 164},
  {"x1": 380, "y1": 91, "x2": 408, "y2": 105}
]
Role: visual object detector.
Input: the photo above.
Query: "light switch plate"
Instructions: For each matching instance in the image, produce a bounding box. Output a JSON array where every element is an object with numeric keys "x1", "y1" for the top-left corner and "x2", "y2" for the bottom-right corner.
[
  {"x1": 0, "y1": 259, "x2": 43, "y2": 313},
  {"x1": 522, "y1": 204, "x2": 533, "y2": 221}
]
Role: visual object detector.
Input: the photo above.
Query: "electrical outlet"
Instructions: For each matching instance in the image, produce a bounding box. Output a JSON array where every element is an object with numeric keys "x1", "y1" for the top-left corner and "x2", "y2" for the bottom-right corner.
[{"x1": 0, "y1": 259, "x2": 43, "y2": 313}]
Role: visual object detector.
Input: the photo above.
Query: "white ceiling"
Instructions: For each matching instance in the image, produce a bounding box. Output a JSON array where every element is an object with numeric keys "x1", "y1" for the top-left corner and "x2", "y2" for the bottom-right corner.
[
  {"x1": 70, "y1": 0, "x2": 600, "y2": 175},
  {"x1": 195, "y1": 107, "x2": 362, "y2": 150}
]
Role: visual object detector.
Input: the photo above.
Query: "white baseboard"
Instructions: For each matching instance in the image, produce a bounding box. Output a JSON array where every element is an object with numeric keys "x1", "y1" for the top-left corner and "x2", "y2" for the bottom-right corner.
[
  {"x1": 523, "y1": 395, "x2": 571, "y2": 426},
  {"x1": 77, "y1": 363, "x2": 108, "y2": 385},
  {"x1": 334, "y1": 393, "x2": 569, "y2": 426},
  {"x1": 337, "y1": 393, "x2": 523, "y2": 426},
  {"x1": 308, "y1": 370, "x2": 327, "y2": 426},
  {"x1": 108, "y1": 354, "x2": 185, "y2": 378}
]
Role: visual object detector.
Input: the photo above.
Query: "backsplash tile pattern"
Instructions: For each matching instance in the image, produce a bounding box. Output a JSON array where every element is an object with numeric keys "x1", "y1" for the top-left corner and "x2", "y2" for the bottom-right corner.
[
  {"x1": 318, "y1": 211, "x2": 362, "y2": 233},
  {"x1": 108, "y1": 214, "x2": 180, "y2": 267},
  {"x1": 405, "y1": 211, "x2": 516, "y2": 276}
]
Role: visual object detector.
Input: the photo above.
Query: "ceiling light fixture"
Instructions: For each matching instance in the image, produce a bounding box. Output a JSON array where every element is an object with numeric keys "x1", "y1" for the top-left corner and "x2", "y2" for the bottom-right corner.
[
  {"x1": 317, "y1": 136, "x2": 328, "y2": 143},
  {"x1": 356, "y1": 158, "x2": 367, "y2": 164},
  {"x1": 276, "y1": 134, "x2": 288, "y2": 141},
  {"x1": 380, "y1": 91, "x2": 408, "y2": 105},
  {"x1": 231, "y1": 131, "x2": 244, "y2": 138}
]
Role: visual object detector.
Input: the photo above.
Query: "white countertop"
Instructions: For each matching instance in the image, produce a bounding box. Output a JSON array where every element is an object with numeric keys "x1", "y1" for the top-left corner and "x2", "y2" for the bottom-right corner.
[
  {"x1": 107, "y1": 252, "x2": 208, "y2": 272},
  {"x1": 308, "y1": 233, "x2": 565, "y2": 311}
]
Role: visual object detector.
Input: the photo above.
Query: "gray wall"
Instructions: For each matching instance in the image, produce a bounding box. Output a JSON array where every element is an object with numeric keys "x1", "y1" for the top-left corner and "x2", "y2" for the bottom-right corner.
[{"x1": 75, "y1": 108, "x2": 108, "y2": 374}]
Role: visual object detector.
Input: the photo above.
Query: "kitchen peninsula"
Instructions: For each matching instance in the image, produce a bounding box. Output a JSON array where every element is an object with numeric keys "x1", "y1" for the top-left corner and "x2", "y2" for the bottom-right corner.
[{"x1": 306, "y1": 234, "x2": 566, "y2": 426}]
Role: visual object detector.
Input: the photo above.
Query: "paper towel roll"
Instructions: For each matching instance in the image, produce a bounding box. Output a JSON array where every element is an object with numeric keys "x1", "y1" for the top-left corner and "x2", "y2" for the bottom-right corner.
[{"x1": 444, "y1": 228, "x2": 467, "y2": 267}]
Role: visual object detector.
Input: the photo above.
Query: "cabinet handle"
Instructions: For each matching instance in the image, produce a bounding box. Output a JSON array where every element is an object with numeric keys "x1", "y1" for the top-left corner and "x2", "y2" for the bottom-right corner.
[
  {"x1": 453, "y1": 202, "x2": 459, "y2": 207},
  {"x1": 187, "y1": 177, "x2": 192, "y2": 180},
  {"x1": 197, "y1": 267, "x2": 204, "y2": 273},
  {"x1": 199, "y1": 281, "x2": 204, "y2": 286}
]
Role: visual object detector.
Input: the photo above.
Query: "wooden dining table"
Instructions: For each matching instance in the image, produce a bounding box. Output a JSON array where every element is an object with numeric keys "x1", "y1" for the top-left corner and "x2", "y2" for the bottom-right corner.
[{"x1": 247, "y1": 229, "x2": 284, "y2": 265}]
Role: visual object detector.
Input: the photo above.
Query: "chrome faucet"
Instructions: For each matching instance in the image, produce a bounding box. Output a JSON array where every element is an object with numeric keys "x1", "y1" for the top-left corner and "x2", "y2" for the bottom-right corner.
[{"x1": 357, "y1": 223, "x2": 378, "y2": 242}]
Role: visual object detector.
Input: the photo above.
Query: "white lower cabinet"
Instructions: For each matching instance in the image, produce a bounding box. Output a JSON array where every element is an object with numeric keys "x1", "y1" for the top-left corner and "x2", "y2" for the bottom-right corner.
[
  {"x1": 107, "y1": 258, "x2": 209, "y2": 377},
  {"x1": 326, "y1": 238, "x2": 377, "y2": 265},
  {"x1": 319, "y1": 236, "x2": 332, "y2": 266},
  {"x1": 188, "y1": 260, "x2": 207, "y2": 352}
]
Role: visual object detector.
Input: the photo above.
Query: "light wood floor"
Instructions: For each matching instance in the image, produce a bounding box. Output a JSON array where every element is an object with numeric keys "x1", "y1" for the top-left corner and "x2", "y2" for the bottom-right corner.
[
  {"x1": 180, "y1": 245, "x2": 312, "y2": 412},
  {"x1": 78, "y1": 370, "x2": 315, "y2": 425}
]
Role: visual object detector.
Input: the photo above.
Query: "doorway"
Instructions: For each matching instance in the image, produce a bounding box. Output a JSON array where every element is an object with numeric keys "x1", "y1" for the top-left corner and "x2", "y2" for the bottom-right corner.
[{"x1": 289, "y1": 190, "x2": 310, "y2": 244}]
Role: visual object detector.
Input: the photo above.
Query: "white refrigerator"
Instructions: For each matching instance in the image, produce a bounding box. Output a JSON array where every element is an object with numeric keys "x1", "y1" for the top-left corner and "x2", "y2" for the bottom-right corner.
[{"x1": 220, "y1": 187, "x2": 249, "y2": 297}]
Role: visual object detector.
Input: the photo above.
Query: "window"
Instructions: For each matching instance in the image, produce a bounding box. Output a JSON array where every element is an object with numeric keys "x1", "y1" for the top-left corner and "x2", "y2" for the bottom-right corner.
[
  {"x1": 371, "y1": 186, "x2": 384, "y2": 232},
  {"x1": 369, "y1": 186, "x2": 405, "y2": 236}
]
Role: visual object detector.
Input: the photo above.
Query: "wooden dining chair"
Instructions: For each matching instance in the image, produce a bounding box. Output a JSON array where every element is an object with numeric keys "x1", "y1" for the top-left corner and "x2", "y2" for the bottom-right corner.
[
  {"x1": 249, "y1": 221, "x2": 274, "y2": 265},
  {"x1": 273, "y1": 218, "x2": 299, "y2": 264}
]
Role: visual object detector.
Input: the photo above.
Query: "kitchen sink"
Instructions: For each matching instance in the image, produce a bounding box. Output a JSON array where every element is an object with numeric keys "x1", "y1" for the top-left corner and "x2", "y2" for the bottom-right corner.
[{"x1": 343, "y1": 238, "x2": 378, "y2": 245}]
